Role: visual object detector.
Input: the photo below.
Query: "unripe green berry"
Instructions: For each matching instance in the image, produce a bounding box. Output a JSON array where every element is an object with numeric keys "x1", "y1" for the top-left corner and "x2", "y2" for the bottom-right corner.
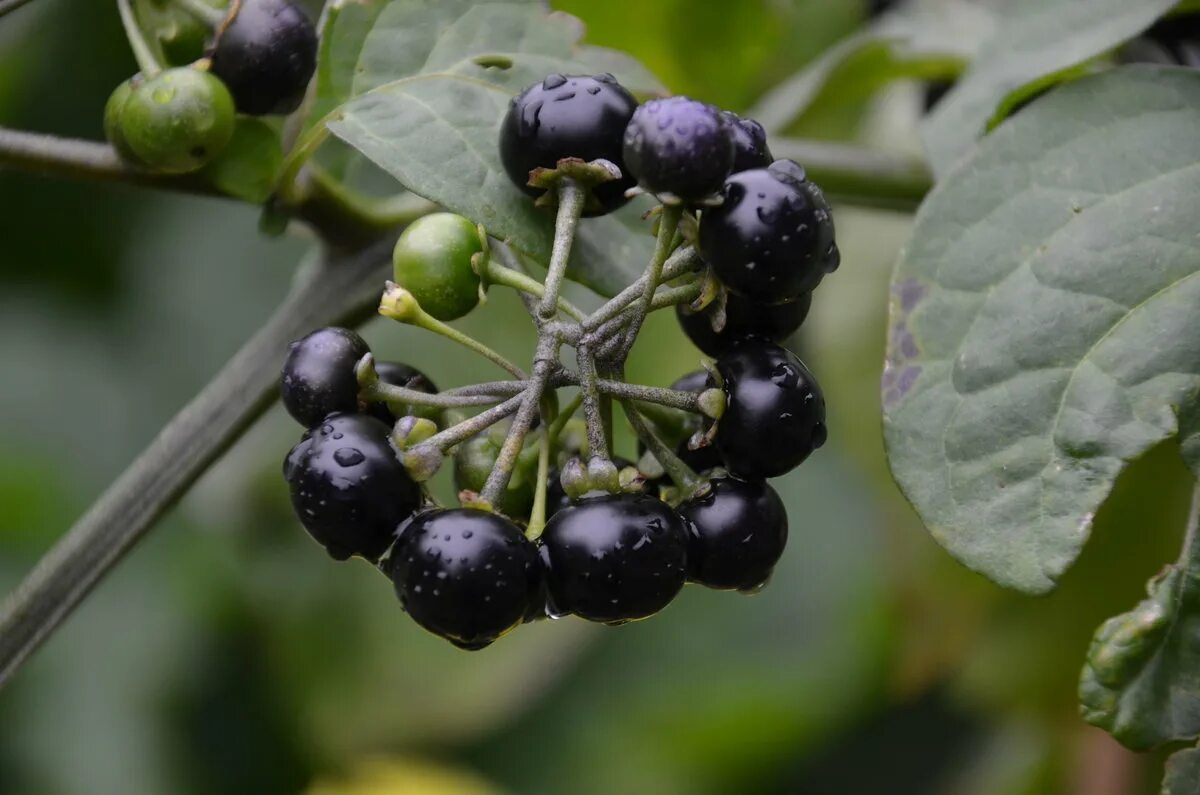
[
  {"x1": 118, "y1": 67, "x2": 236, "y2": 175},
  {"x1": 104, "y1": 78, "x2": 144, "y2": 166},
  {"x1": 392, "y1": 213, "x2": 484, "y2": 322}
]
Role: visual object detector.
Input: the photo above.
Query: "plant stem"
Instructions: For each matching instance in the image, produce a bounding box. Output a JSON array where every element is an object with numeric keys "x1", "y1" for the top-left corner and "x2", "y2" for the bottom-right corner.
[
  {"x1": 0, "y1": 238, "x2": 396, "y2": 687},
  {"x1": 116, "y1": 0, "x2": 162, "y2": 76},
  {"x1": 576, "y1": 344, "x2": 608, "y2": 459},
  {"x1": 419, "y1": 393, "x2": 527, "y2": 453},
  {"x1": 581, "y1": 245, "x2": 704, "y2": 334},
  {"x1": 537, "y1": 179, "x2": 586, "y2": 321},
  {"x1": 379, "y1": 294, "x2": 527, "y2": 379},
  {"x1": 361, "y1": 382, "x2": 502, "y2": 410},
  {"x1": 485, "y1": 260, "x2": 585, "y2": 322},
  {"x1": 444, "y1": 380, "x2": 528, "y2": 398},
  {"x1": 525, "y1": 394, "x2": 558, "y2": 540},
  {"x1": 479, "y1": 337, "x2": 558, "y2": 505},
  {"x1": 170, "y1": 0, "x2": 225, "y2": 27},
  {"x1": 619, "y1": 204, "x2": 682, "y2": 350},
  {"x1": 620, "y1": 398, "x2": 700, "y2": 493},
  {"x1": 0, "y1": 0, "x2": 39, "y2": 17},
  {"x1": 595, "y1": 380, "x2": 703, "y2": 412}
]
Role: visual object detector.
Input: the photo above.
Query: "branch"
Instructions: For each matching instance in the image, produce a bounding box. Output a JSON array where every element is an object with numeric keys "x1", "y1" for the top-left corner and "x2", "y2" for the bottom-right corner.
[
  {"x1": 770, "y1": 137, "x2": 932, "y2": 211},
  {"x1": 0, "y1": 237, "x2": 397, "y2": 687},
  {"x1": 0, "y1": 0, "x2": 41, "y2": 17},
  {"x1": 0, "y1": 127, "x2": 419, "y2": 250}
]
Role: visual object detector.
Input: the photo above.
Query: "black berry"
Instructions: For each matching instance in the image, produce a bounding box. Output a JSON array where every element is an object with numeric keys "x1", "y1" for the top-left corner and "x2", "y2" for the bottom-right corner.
[
  {"x1": 1122, "y1": 13, "x2": 1200, "y2": 66},
  {"x1": 637, "y1": 371, "x2": 723, "y2": 478},
  {"x1": 678, "y1": 477, "x2": 788, "y2": 590},
  {"x1": 710, "y1": 339, "x2": 826, "y2": 479},
  {"x1": 621, "y1": 96, "x2": 733, "y2": 202},
  {"x1": 721, "y1": 111, "x2": 773, "y2": 173},
  {"x1": 283, "y1": 413, "x2": 422, "y2": 562},
  {"x1": 699, "y1": 159, "x2": 839, "y2": 304},
  {"x1": 208, "y1": 0, "x2": 317, "y2": 116},
  {"x1": 280, "y1": 327, "x2": 369, "y2": 428},
  {"x1": 499, "y1": 73, "x2": 638, "y2": 216},
  {"x1": 676, "y1": 291, "x2": 812, "y2": 357},
  {"x1": 390, "y1": 508, "x2": 541, "y2": 649},
  {"x1": 539, "y1": 493, "x2": 688, "y2": 624}
]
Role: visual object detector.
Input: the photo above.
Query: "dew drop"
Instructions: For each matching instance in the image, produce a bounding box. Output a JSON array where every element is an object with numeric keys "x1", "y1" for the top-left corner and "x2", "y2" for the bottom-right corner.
[{"x1": 333, "y1": 447, "x2": 364, "y2": 466}]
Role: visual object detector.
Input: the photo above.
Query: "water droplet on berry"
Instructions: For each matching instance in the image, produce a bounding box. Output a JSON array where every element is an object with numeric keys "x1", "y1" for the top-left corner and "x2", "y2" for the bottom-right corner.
[
  {"x1": 770, "y1": 363, "x2": 796, "y2": 386},
  {"x1": 333, "y1": 447, "x2": 364, "y2": 466},
  {"x1": 542, "y1": 73, "x2": 567, "y2": 89},
  {"x1": 462, "y1": 530, "x2": 473, "y2": 539}
]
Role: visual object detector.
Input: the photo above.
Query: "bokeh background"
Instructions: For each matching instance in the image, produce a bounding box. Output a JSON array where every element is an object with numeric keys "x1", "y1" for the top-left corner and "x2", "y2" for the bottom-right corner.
[{"x1": 0, "y1": 2, "x2": 1193, "y2": 793}]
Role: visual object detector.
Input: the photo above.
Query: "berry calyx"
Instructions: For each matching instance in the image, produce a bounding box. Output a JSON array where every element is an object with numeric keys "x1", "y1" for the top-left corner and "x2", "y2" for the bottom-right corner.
[
  {"x1": 621, "y1": 96, "x2": 734, "y2": 202},
  {"x1": 539, "y1": 493, "x2": 688, "y2": 624},
  {"x1": 208, "y1": 0, "x2": 318, "y2": 116},
  {"x1": 499, "y1": 73, "x2": 639, "y2": 216},
  {"x1": 391, "y1": 213, "x2": 483, "y2": 322},
  {"x1": 280, "y1": 327, "x2": 370, "y2": 428},
  {"x1": 699, "y1": 159, "x2": 839, "y2": 303},
  {"x1": 283, "y1": 413, "x2": 422, "y2": 562},
  {"x1": 113, "y1": 67, "x2": 236, "y2": 174},
  {"x1": 676, "y1": 290, "x2": 812, "y2": 357},
  {"x1": 390, "y1": 508, "x2": 541, "y2": 649},
  {"x1": 721, "y1": 111, "x2": 773, "y2": 173},
  {"x1": 678, "y1": 477, "x2": 788, "y2": 591},
  {"x1": 545, "y1": 455, "x2": 636, "y2": 516},
  {"x1": 710, "y1": 339, "x2": 826, "y2": 479}
]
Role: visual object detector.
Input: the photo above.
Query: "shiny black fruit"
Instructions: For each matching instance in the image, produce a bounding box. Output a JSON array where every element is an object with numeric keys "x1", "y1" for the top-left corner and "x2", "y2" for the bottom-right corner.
[
  {"x1": 622, "y1": 96, "x2": 733, "y2": 202},
  {"x1": 280, "y1": 327, "x2": 369, "y2": 428},
  {"x1": 208, "y1": 0, "x2": 318, "y2": 115},
  {"x1": 678, "y1": 477, "x2": 788, "y2": 590},
  {"x1": 676, "y1": 291, "x2": 812, "y2": 357}
]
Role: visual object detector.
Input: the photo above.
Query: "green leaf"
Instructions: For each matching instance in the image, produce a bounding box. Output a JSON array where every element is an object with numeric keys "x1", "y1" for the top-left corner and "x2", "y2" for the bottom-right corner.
[
  {"x1": 1164, "y1": 743, "x2": 1200, "y2": 795},
  {"x1": 749, "y1": 0, "x2": 995, "y2": 135},
  {"x1": 921, "y1": 0, "x2": 1175, "y2": 177},
  {"x1": 201, "y1": 118, "x2": 283, "y2": 204},
  {"x1": 882, "y1": 65, "x2": 1200, "y2": 594},
  {"x1": 307, "y1": 0, "x2": 389, "y2": 128},
  {"x1": 1078, "y1": 523, "x2": 1200, "y2": 749},
  {"x1": 323, "y1": 1, "x2": 664, "y2": 296}
]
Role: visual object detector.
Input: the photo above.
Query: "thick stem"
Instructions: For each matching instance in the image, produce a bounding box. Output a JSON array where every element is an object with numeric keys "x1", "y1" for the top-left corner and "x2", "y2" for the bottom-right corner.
[
  {"x1": 116, "y1": 0, "x2": 162, "y2": 76},
  {"x1": 576, "y1": 345, "x2": 608, "y2": 460},
  {"x1": 419, "y1": 393, "x2": 526, "y2": 453},
  {"x1": 0, "y1": 239, "x2": 396, "y2": 687},
  {"x1": 537, "y1": 179, "x2": 585, "y2": 321}
]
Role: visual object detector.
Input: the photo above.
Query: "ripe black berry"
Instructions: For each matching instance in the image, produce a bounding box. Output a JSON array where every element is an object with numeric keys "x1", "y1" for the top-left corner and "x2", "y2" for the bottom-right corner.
[
  {"x1": 499, "y1": 73, "x2": 638, "y2": 216},
  {"x1": 283, "y1": 413, "x2": 422, "y2": 562},
  {"x1": 280, "y1": 327, "x2": 369, "y2": 428},
  {"x1": 721, "y1": 111, "x2": 773, "y2": 173},
  {"x1": 390, "y1": 508, "x2": 541, "y2": 649},
  {"x1": 678, "y1": 477, "x2": 788, "y2": 590},
  {"x1": 621, "y1": 96, "x2": 734, "y2": 202},
  {"x1": 208, "y1": 0, "x2": 318, "y2": 116},
  {"x1": 1122, "y1": 13, "x2": 1200, "y2": 66},
  {"x1": 676, "y1": 291, "x2": 812, "y2": 357},
  {"x1": 637, "y1": 371, "x2": 723, "y2": 478},
  {"x1": 539, "y1": 493, "x2": 688, "y2": 624},
  {"x1": 710, "y1": 339, "x2": 826, "y2": 479},
  {"x1": 365, "y1": 361, "x2": 438, "y2": 425},
  {"x1": 699, "y1": 159, "x2": 839, "y2": 304}
]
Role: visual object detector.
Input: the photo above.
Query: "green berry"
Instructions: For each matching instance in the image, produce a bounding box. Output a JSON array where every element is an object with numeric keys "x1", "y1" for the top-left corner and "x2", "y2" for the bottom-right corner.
[
  {"x1": 104, "y1": 78, "x2": 144, "y2": 166},
  {"x1": 118, "y1": 67, "x2": 236, "y2": 175},
  {"x1": 391, "y1": 213, "x2": 484, "y2": 322}
]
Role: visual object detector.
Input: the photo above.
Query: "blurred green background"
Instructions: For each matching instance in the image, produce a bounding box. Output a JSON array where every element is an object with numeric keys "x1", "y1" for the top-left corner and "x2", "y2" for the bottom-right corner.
[{"x1": 0, "y1": 2, "x2": 1192, "y2": 793}]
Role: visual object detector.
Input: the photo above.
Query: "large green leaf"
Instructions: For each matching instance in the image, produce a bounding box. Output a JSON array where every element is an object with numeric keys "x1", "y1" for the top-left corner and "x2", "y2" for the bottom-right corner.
[
  {"x1": 306, "y1": 0, "x2": 389, "y2": 128},
  {"x1": 921, "y1": 0, "x2": 1175, "y2": 177},
  {"x1": 1078, "y1": 529, "x2": 1200, "y2": 749},
  {"x1": 325, "y1": 2, "x2": 663, "y2": 296},
  {"x1": 882, "y1": 65, "x2": 1200, "y2": 594},
  {"x1": 749, "y1": 0, "x2": 995, "y2": 135},
  {"x1": 1164, "y1": 743, "x2": 1200, "y2": 794}
]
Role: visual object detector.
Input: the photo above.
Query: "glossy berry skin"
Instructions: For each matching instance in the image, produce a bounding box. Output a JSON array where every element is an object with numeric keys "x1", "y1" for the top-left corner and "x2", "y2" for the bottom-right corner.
[
  {"x1": 710, "y1": 339, "x2": 826, "y2": 479},
  {"x1": 499, "y1": 74, "x2": 638, "y2": 216},
  {"x1": 366, "y1": 361, "x2": 439, "y2": 425},
  {"x1": 678, "y1": 477, "x2": 788, "y2": 590},
  {"x1": 676, "y1": 291, "x2": 812, "y2": 357},
  {"x1": 622, "y1": 96, "x2": 734, "y2": 202},
  {"x1": 699, "y1": 159, "x2": 839, "y2": 304},
  {"x1": 208, "y1": 0, "x2": 317, "y2": 115},
  {"x1": 390, "y1": 509, "x2": 541, "y2": 650},
  {"x1": 539, "y1": 493, "x2": 688, "y2": 624},
  {"x1": 283, "y1": 413, "x2": 421, "y2": 562},
  {"x1": 721, "y1": 111, "x2": 773, "y2": 174},
  {"x1": 391, "y1": 213, "x2": 482, "y2": 321},
  {"x1": 280, "y1": 327, "x2": 369, "y2": 428},
  {"x1": 545, "y1": 456, "x2": 635, "y2": 516},
  {"x1": 116, "y1": 67, "x2": 236, "y2": 174}
]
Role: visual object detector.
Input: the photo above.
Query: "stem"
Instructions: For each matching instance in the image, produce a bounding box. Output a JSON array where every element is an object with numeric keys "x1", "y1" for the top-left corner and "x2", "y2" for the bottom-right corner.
[
  {"x1": 620, "y1": 204, "x2": 683, "y2": 350},
  {"x1": 537, "y1": 179, "x2": 585, "y2": 321},
  {"x1": 380, "y1": 294, "x2": 527, "y2": 380},
  {"x1": 0, "y1": 0, "x2": 39, "y2": 17},
  {"x1": 361, "y1": 382, "x2": 502, "y2": 410},
  {"x1": 620, "y1": 399, "x2": 700, "y2": 493},
  {"x1": 525, "y1": 395, "x2": 557, "y2": 540},
  {"x1": 419, "y1": 394, "x2": 527, "y2": 453},
  {"x1": 581, "y1": 245, "x2": 704, "y2": 334},
  {"x1": 485, "y1": 260, "x2": 585, "y2": 322},
  {"x1": 0, "y1": 238, "x2": 396, "y2": 687},
  {"x1": 170, "y1": 0, "x2": 225, "y2": 26},
  {"x1": 595, "y1": 380, "x2": 703, "y2": 412},
  {"x1": 116, "y1": 0, "x2": 162, "y2": 76},
  {"x1": 576, "y1": 345, "x2": 608, "y2": 460},
  {"x1": 444, "y1": 380, "x2": 528, "y2": 398},
  {"x1": 479, "y1": 337, "x2": 558, "y2": 505}
]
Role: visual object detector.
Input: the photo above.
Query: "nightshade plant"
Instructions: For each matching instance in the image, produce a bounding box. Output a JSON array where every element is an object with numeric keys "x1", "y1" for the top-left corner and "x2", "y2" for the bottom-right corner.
[{"x1": 1, "y1": 0, "x2": 1200, "y2": 790}]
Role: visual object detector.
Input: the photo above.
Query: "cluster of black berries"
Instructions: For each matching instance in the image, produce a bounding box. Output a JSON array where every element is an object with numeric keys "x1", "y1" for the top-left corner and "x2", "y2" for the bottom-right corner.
[
  {"x1": 105, "y1": 0, "x2": 316, "y2": 174},
  {"x1": 278, "y1": 72, "x2": 836, "y2": 651}
]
